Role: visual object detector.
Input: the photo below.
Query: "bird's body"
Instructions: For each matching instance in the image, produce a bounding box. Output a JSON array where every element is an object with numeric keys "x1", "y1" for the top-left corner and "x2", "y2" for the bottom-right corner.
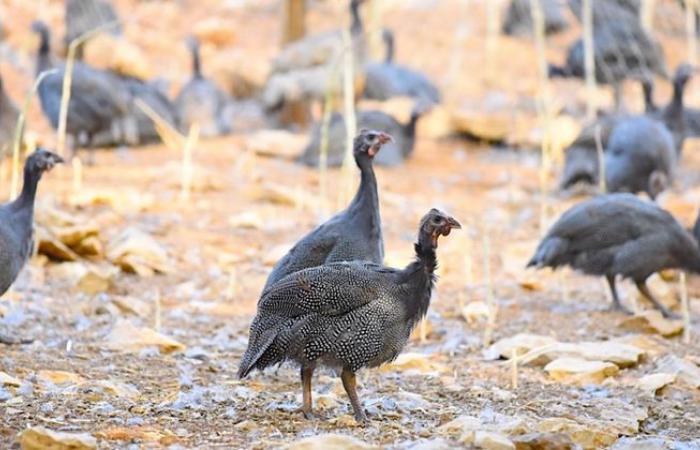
[
  {"x1": 502, "y1": 0, "x2": 568, "y2": 37},
  {"x1": 560, "y1": 113, "x2": 620, "y2": 189},
  {"x1": 0, "y1": 74, "x2": 19, "y2": 158},
  {"x1": 265, "y1": 130, "x2": 391, "y2": 291},
  {"x1": 175, "y1": 38, "x2": 231, "y2": 137},
  {"x1": 32, "y1": 21, "x2": 131, "y2": 163},
  {"x1": 240, "y1": 209, "x2": 461, "y2": 423},
  {"x1": 65, "y1": 0, "x2": 121, "y2": 47},
  {"x1": 528, "y1": 193, "x2": 700, "y2": 316},
  {"x1": 300, "y1": 107, "x2": 424, "y2": 167},
  {"x1": 0, "y1": 150, "x2": 63, "y2": 296},
  {"x1": 363, "y1": 30, "x2": 440, "y2": 103},
  {"x1": 604, "y1": 115, "x2": 675, "y2": 199}
]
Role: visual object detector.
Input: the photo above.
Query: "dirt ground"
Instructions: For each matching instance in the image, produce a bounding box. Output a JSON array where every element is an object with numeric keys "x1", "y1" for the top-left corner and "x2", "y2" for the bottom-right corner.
[{"x1": 2, "y1": 0, "x2": 700, "y2": 448}]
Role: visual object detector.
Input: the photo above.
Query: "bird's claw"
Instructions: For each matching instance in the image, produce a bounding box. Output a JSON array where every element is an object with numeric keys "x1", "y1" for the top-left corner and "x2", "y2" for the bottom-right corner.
[{"x1": 295, "y1": 407, "x2": 315, "y2": 420}]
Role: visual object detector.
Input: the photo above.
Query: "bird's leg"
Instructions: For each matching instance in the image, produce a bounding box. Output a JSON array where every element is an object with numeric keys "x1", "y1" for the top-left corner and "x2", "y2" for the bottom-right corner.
[
  {"x1": 341, "y1": 367, "x2": 367, "y2": 424},
  {"x1": 612, "y1": 82, "x2": 624, "y2": 113},
  {"x1": 296, "y1": 365, "x2": 315, "y2": 419},
  {"x1": 636, "y1": 280, "x2": 681, "y2": 319},
  {"x1": 86, "y1": 134, "x2": 96, "y2": 166},
  {"x1": 607, "y1": 274, "x2": 633, "y2": 314}
]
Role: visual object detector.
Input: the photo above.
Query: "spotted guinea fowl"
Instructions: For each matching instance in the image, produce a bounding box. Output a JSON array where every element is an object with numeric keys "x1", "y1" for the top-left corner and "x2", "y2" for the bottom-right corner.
[
  {"x1": 32, "y1": 21, "x2": 131, "y2": 164},
  {"x1": 0, "y1": 73, "x2": 20, "y2": 158},
  {"x1": 239, "y1": 208, "x2": 461, "y2": 423},
  {"x1": 174, "y1": 37, "x2": 231, "y2": 137},
  {"x1": 0, "y1": 149, "x2": 63, "y2": 297},
  {"x1": 300, "y1": 102, "x2": 429, "y2": 167},
  {"x1": 604, "y1": 115, "x2": 675, "y2": 199},
  {"x1": 502, "y1": 0, "x2": 568, "y2": 37},
  {"x1": 264, "y1": 130, "x2": 392, "y2": 292},
  {"x1": 549, "y1": 2, "x2": 667, "y2": 109},
  {"x1": 362, "y1": 29, "x2": 441, "y2": 103},
  {"x1": 528, "y1": 193, "x2": 700, "y2": 318}
]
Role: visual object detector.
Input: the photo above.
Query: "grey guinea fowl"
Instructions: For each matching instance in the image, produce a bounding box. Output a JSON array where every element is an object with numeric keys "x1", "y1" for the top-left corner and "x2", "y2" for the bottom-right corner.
[
  {"x1": 0, "y1": 149, "x2": 63, "y2": 297},
  {"x1": 300, "y1": 103, "x2": 428, "y2": 168},
  {"x1": 0, "y1": 73, "x2": 20, "y2": 158},
  {"x1": 528, "y1": 193, "x2": 700, "y2": 317},
  {"x1": 32, "y1": 21, "x2": 131, "y2": 165},
  {"x1": 648, "y1": 64, "x2": 697, "y2": 155},
  {"x1": 239, "y1": 208, "x2": 461, "y2": 423},
  {"x1": 174, "y1": 37, "x2": 231, "y2": 137},
  {"x1": 264, "y1": 129, "x2": 392, "y2": 292},
  {"x1": 604, "y1": 115, "x2": 675, "y2": 200},
  {"x1": 502, "y1": 0, "x2": 568, "y2": 37}
]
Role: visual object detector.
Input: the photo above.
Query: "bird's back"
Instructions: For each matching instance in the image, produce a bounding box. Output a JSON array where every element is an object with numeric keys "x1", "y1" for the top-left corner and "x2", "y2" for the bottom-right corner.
[{"x1": 0, "y1": 206, "x2": 32, "y2": 295}]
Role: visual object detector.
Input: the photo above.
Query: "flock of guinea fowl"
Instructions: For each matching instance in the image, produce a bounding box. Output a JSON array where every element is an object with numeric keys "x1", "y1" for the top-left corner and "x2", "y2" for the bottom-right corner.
[{"x1": 2, "y1": 0, "x2": 700, "y2": 425}]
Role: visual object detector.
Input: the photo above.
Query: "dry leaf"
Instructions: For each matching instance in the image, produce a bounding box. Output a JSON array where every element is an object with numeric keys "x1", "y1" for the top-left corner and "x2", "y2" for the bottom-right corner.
[
  {"x1": 284, "y1": 433, "x2": 379, "y2": 450},
  {"x1": 637, "y1": 373, "x2": 676, "y2": 395},
  {"x1": 536, "y1": 418, "x2": 618, "y2": 449},
  {"x1": 229, "y1": 211, "x2": 264, "y2": 229},
  {"x1": 111, "y1": 296, "x2": 152, "y2": 318},
  {"x1": 618, "y1": 310, "x2": 684, "y2": 337},
  {"x1": 656, "y1": 355, "x2": 700, "y2": 388},
  {"x1": 244, "y1": 129, "x2": 307, "y2": 159},
  {"x1": 0, "y1": 371, "x2": 22, "y2": 387},
  {"x1": 474, "y1": 431, "x2": 515, "y2": 450},
  {"x1": 544, "y1": 357, "x2": 619, "y2": 384},
  {"x1": 37, "y1": 370, "x2": 84, "y2": 386},
  {"x1": 107, "y1": 228, "x2": 172, "y2": 276},
  {"x1": 381, "y1": 353, "x2": 447, "y2": 374},
  {"x1": 104, "y1": 319, "x2": 185, "y2": 354},
  {"x1": 19, "y1": 426, "x2": 97, "y2": 450}
]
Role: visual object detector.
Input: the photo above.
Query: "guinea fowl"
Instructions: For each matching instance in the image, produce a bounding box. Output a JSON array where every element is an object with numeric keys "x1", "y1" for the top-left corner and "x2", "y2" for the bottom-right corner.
[
  {"x1": 648, "y1": 64, "x2": 696, "y2": 154},
  {"x1": 605, "y1": 116, "x2": 675, "y2": 199},
  {"x1": 300, "y1": 102, "x2": 429, "y2": 167},
  {"x1": 264, "y1": 129, "x2": 392, "y2": 292},
  {"x1": 65, "y1": 0, "x2": 121, "y2": 57},
  {"x1": 362, "y1": 29, "x2": 441, "y2": 103},
  {"x1": 560, "y1": 113, "x2": 621, "y2": 189},
  {"x1": 174, "y1": 37, "x2": 231, "y2": 137},
  {"x1": 32, "y1": 21, "x2": 131, "y2": 164},
  {"x1": 549, "y1": 2, "x2": 667, "y2": 109},
  {"x1": 0, "y1": 149, "x2": 63, "y2": 297},
  {"x1": 528, "y1": 193, "x2": 700, "y2": 318},
  {"x1": 92, "y1": 75, "x2": 180, "y2": 146},
  {"x1": 502, "y1": 0, "x2": 568, "y2": 37},
  {"x1": 262, "y1": 0, "x2": 368, "y2": 112},
  {"x1": 0, "y1": 73, "x2": 20, "y2": 158},
  {"x1": 239, "y1": 208, "x2": 461, "y2": 423}
]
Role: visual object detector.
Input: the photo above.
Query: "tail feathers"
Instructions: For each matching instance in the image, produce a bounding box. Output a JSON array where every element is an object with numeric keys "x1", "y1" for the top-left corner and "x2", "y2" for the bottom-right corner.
[
  {"x1": 526, "y1": 237, "x2": 567, "y2": 269},
  {"x1": 238, "y1": 332, "x2": 276, "y2": 379}
]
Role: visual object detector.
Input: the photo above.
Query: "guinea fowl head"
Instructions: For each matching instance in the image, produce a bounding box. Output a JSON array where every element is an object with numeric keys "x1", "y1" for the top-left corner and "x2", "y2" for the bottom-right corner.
[
  {"x1": 26, "y1": 149, "x2": 64, "y2": 174},
  {"x1": 419, "y1": 208, "x2": 461, "y2": 249},
  {"x1": 353, "y1": 129, "x2": 393, "y2": 160},
  {"x1": 673, "y1": 64, "x2": 696, "y2": 88}
]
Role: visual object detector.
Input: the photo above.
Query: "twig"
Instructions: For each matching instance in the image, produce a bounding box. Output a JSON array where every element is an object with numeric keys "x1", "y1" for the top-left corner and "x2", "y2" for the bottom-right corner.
[
  {"x1": 180, "y1": 123, "x2": 199, "y2": 203},
  {"x1": 583, "y1": 0, "x2": 597, "y2": 119},
  {"x1": 318, "y1": 62, "x2": 341, "y2": 220},
  {"x1": 685, "y1": 0, "x2": 698, "y2": 66},
  {"x1": 680, "y1": 271, "x2": 691, "y2": 344},
  {"x1": 134, "y1": 98, "x2": 184, "y2": 148},
  {"x1": 640, "y1": 0, "x2": 656, "y2": 32},
  {"x1": 340, "y1": 28, "x2": 357, "y2": 206},
  {"x1": 482, "y1": 231, "x2": 497, "y2": 347},
  {"x1": 57, "y1": 21, "x2": 121, "y2": 158},
  {"x1": 594, "y1": 124, "x2": 606, "y2": 192},
  {"x1": 10, "y1": 69, "x2": 58, "y2": 199}
]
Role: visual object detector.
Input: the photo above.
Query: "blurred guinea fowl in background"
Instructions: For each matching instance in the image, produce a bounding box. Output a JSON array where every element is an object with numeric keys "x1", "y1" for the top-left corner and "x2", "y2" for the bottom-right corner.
[
  {"x1": 528, "y1": 193, "x2": 700, "y2": 318},
  {"x1": 362, "y1": 29, "x2": 441, "y2": 103},
  {"x1": 549, "y1": 0, "x2": 667, "y2": 109},
  {"x1": 92, "y1": 75, "x2": 180, "y2": 147},
  {"x1": 64, "y1": 0, "x2": 121, "y2": 57},
  {"x1": 32, "y1": 21, "x2": 133, "y2": 164},
  {"x1": 501, "y1": 0, "x2": 568, "y2": 37},
  {"x1": 643, "y1": 64, "x2": 698, "y2": 149},
  {"x1": 300, "y1": 101, "x2": 430, "y2": 167},
  {"x1": 264, "y1": 129, "x2": 392, "y2": 291},
  {"x1": 560, "y1": 113, "x2": 620, "y2": 190},
  {"x1": 240, "y1": 208, "x2": 460, "y2": 423},
  {"x1": 175, "y1": 37, "x2": 232, "y2": 137},
  {"x1": 0, "y1": 73, "x2": 20, "y2": 159},
  {"x1": 262, "y1": 0, "x2": 368, "y2": 112},
  {"x1": 604, "y1": 115, "x2": 675, "y2": 200}
]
